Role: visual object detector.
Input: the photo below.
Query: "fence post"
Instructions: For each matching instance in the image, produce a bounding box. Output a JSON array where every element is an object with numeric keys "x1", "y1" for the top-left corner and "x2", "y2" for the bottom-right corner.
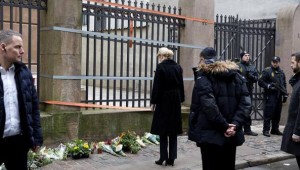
[
  {"x1": 276, "y1": 4, "x2": 300, "y2": 125},
  {"x1": 40, "y1": 0, "x2": 82, "y2": 111},
  {"x1": 178, "y1": 0, "x2": 215, "y2": 105}
]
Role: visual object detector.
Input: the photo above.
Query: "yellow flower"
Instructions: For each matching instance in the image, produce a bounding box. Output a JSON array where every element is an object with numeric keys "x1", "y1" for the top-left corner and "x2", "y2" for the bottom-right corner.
[
  {"x1": 83, "y1": 143, "x2": 89, "y2": 149},
  {"x1": 74, "y1": 146, "x2": 79, "y2": 150}
]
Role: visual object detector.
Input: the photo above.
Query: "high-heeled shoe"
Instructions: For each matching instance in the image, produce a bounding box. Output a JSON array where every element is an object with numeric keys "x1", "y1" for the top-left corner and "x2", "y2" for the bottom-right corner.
[
  {"x1": 155, "y1": 159, "x2": 166, "y2": 165},
  {"x1": 166, "y1": 159, "x2": 174, "y2": 166}
]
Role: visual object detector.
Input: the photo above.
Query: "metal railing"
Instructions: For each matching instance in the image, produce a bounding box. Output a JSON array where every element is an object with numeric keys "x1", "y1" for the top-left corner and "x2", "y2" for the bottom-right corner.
[
  {"x1": 0, "y1": 0, "x2": 47, "y2": 95},
  {"x1": 81, "y1": 0, "x2": 185, "y2": 107},
  {"x1": 214, "y1": 14, "x2": 276, "y2": 119}
]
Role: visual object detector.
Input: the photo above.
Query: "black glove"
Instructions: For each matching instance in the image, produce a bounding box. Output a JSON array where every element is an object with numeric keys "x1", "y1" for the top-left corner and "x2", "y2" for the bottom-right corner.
[
  {"x1": 282, "y1": 96, "x2": 288, "y2": 103},
  {"x1": 246, "y1": 72, "x2": 254, "y2": 80},
  {"x1": 268, "y1": 84, "x2": 276, "y2": 90}
]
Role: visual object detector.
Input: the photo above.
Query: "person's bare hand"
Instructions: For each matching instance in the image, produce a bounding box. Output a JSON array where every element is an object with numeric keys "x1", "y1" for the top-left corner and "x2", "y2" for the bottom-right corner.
[
  {"x1": 224, "y1": 124, "x2": 236, "y2": 137},
  {"x1": 151, "y1": 104, "x2": 156, "y2": 111},
  {"x1": 32, "y1": 146, "x2": 41, "y2": 153},
  {"x1": 292, "y1": 134, "x2": 300, "y2": 142}
]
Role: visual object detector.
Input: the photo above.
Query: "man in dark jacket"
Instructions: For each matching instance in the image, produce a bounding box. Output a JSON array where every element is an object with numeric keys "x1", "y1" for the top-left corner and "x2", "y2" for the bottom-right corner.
[
  {"x1": 281, "y1": 52, "x2": 300, "y2": 168},
  {"x1": 238, "y1": 51, "x2": 259, "y2": 136},
  {"x1": 0, "y1": 30, "x2": 43, "y2": 170},
  {"x1": 188, "y1": 47, "x2": 251, "y2": 170},
  {"x1": 258, "y1": 56, "x2": 287, "y2": 137}
]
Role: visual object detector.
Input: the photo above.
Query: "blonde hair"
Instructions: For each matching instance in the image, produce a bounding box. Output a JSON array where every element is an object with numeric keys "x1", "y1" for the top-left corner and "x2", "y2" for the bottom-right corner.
[{"x1": 157, "y1": 47, "x2": 174, "y2": 58}]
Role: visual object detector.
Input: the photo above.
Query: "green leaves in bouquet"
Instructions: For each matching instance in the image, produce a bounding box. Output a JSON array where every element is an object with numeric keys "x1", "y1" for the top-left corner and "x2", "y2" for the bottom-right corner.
[
  {"x1": 119, "y1": 130, "x2": 141, "y2": 154},
  {"x1": 67, "y1": 139, "x2": 91, "y2": 159}
]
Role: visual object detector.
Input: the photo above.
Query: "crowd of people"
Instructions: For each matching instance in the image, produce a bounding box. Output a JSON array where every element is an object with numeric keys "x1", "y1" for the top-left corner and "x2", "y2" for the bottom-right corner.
[
  {"x1": 150, "y1": 46, "x2": 300, "y2": 169},
  {"x1": 1, "y1": 28, "x2": 300, "y2": 170}
]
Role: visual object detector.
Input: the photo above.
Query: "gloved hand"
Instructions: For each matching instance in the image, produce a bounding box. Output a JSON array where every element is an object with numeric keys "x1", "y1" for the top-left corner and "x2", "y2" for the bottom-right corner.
[
  {"x1": 246, "y1": 72, "x2": 255, "y2": 81},
  {"x1": 282, "y1": 96, "x2": 288, "y2": 103},
  {"x1": 268, "y1": 84, "x2": 276, "y2": 90}
]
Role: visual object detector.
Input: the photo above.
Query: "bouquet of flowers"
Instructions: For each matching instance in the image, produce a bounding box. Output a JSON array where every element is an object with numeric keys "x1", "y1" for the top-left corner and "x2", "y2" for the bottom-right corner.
[
  {"x1": 144, "y1": 132, "x2": 160, "y2": 145},
  {"x1": 119, "y1": 131, "x2": 141, "y2": 154},
  {"x1": 66, "y1": 139, "x2": 91, "y2": 159},
  {"x1": 27, "y1": 149, "x2": 52, "y2": 169},
  {"x1": 98, "y1": 141, "x2": 120, "y2": 157}
]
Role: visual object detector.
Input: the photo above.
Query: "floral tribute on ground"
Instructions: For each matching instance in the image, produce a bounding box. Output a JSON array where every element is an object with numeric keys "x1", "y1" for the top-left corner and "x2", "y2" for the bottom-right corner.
[{"x1": 0, "y1": 131, "x2": 160, "y2": 170}]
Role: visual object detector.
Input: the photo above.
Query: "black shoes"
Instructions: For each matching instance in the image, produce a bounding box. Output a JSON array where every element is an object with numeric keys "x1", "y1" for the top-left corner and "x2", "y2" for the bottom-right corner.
[
  {"x1": 263, "y1": 131, "x2": 271, "y2": 137},
  {"x1": 155, "y1": 158, "x2": 175, "y2": 166},
  {"x1": 245, "y1": 130, "x2": 282, "y2": 137},
  {"x1": 155, "y1": 159, "x2": 175, "y2": 166},
  {"x1": 155, "y1": 159, "x2": 166, "y2": 165},
  {"x1": 166, "y1": 159, "x2": 174, "y2": 166},
  {"x1": 271, "y1": 130, "x2": 283, "y2": 135},
  {"x1": 244, "y1": 131, "x2": 258, "y2": 136}
]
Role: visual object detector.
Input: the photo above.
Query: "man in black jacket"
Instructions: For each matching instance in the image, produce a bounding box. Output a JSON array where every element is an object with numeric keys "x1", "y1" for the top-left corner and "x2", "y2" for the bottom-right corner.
[
  {"x1": 258, "y1": 56, "x2": 287, "y2": 137},
  {"x1": 188, "y1": 47, "x2": 251, "y2": 170},
  {"x1": 0, "y1": 30, "x2": 43, "y2": 170},
  {"x1": 238, "y1": 51, "x2": 259, "y2": 136},
  {"x1": 281, "y1": 52, "x2": 300, "y2": 168}
]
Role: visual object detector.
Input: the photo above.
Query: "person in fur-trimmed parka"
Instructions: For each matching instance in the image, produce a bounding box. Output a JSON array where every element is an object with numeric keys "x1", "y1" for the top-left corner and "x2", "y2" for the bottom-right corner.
[{"x1": 188, "y1": 47, "x2": 251, "y2": 170}]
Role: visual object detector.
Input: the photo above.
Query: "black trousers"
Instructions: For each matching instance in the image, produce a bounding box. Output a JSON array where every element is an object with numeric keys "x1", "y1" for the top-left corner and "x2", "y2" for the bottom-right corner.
[
  {"x1": 200, "y1": 143, "x2": 236, "y2": 170},
  {"x1": 263, "y1": 94, "x2": 282, "y2": 132},
  {"x1": 0, "y1": 134, "x2": 29, "y2": 170},
  {"x1": 243, "y1": 106, "x2": 253, "y2": 132},
  {"x1": 244, "y1": 92, "x2": 253, "y2": 132},
  {"x1": 159, "y1": 135, "x2": 177, "y2": 160},
  {"x1": 296, "y1": 156, "x2": 300, "y2": 169}
]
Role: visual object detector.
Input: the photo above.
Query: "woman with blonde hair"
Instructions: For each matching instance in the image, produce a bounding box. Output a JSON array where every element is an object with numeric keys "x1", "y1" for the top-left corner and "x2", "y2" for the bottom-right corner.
[{"x1": 150, "y1": 47, "x2": 185, "y2": 166}]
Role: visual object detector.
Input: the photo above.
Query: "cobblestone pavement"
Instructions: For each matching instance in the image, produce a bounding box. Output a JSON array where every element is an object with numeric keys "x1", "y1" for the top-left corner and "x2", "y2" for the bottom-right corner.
[{"x1": 42, "y1": 121, "x2": 294, "y2": 170}]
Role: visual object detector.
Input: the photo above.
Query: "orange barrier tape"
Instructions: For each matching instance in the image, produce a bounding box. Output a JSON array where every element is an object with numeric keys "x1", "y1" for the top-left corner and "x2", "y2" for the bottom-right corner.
[
  {"x1": 86, "y1": 0, "x2": 214, "y2": 24},
  {"x1": 44, "y1": 101, "x2": 151, "y2": 111}
]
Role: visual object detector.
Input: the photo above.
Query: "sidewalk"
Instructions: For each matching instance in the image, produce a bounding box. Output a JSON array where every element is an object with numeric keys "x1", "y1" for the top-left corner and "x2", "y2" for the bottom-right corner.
[{"x1": 42, "y1": 122, "x2": 294, "y2": 170}]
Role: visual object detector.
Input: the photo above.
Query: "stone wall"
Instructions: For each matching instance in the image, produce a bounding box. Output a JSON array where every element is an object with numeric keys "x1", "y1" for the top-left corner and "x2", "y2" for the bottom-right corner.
[
  {"x1": 275, "y1": 4, "x2": 300, "y2": 125},
  {"x1": 41, "y1": 110, "x2": 189, "y2": 145}
]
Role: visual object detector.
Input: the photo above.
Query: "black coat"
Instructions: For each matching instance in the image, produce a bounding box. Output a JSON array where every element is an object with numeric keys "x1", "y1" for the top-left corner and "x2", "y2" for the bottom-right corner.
[
  {"x1": 150, "y1": 59, "x2": 185, "y2": 136},
  {"x1": 0, "y1": 62, "x2": 43, "y2": 148},
  {"x1": 281, "y1": 71, "x2": 300, "y2": 156},
  {"x1": 188, "y1": 61, "x2": 251, "y2": 146},
  {"x1": 237, "y1": 61, "x2": 258, "y2": 94},
  {"x1": 258, "y1": 66, "x2": 286, "y2": 97}
]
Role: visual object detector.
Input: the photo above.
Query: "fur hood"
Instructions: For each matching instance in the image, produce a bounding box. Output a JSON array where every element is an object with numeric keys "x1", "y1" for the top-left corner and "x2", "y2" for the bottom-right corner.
[{"x1": 197, "y1": 60, "x2": 240, "y2": 79}]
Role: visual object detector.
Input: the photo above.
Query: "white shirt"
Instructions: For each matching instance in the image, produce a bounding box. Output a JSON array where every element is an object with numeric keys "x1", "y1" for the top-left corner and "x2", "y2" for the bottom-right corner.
[{"x1": 0, "y1": 65, "x2": 21, "y2": 138}]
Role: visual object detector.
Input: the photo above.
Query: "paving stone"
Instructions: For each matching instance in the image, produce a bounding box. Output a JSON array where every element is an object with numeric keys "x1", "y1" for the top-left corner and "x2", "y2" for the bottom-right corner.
[{"x1": 41, "y1": 121, "x2": 293, "y2": 170}]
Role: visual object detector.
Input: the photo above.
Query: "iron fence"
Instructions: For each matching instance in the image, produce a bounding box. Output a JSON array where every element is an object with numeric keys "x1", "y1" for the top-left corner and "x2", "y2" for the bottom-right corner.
[
  {"x1": 215, "y1": 15, "x2": 276, "y2": 119},
  {"x1": 0, "y1": 0, "x2": 47, "y2": 95},
  {"x1": 81, "y1": 0, "x2": 185, "y2": 107}
]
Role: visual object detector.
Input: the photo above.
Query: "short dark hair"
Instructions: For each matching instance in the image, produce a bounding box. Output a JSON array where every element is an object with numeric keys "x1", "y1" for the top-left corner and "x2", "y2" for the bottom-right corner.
[
  {"x1": 292, "y1": 52, "x2": 300, "y2": 63},
  {"x1": 0, "y1": 30, "x2": 22, "y2": 44}
]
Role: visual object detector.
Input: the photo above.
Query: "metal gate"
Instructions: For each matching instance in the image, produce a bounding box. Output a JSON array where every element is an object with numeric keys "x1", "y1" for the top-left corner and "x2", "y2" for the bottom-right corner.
[
  {"x1": 214, "y1": 15, "x2": 276, "y2": 120},
  {"x1": 0, "y1": 0, "x2": 47, "y2": 94},
  {"x1": 81, "y1": 0, "x2": 185, "y2": 107}
]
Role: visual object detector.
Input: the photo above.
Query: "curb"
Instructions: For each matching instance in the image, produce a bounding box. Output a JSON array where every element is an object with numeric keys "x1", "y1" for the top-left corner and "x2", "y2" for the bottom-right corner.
[{"x1": 236, "y1": 153, "x2": 295, "y2": 169}]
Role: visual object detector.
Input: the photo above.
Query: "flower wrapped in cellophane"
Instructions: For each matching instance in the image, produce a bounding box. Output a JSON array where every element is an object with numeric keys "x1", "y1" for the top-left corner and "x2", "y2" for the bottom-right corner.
[
  {"x1": 98, "y1": 141, "x2": 120, "y2": 157},
  {"x1": 144, "y1": 132, "x2": 160, "y2": 145}
]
